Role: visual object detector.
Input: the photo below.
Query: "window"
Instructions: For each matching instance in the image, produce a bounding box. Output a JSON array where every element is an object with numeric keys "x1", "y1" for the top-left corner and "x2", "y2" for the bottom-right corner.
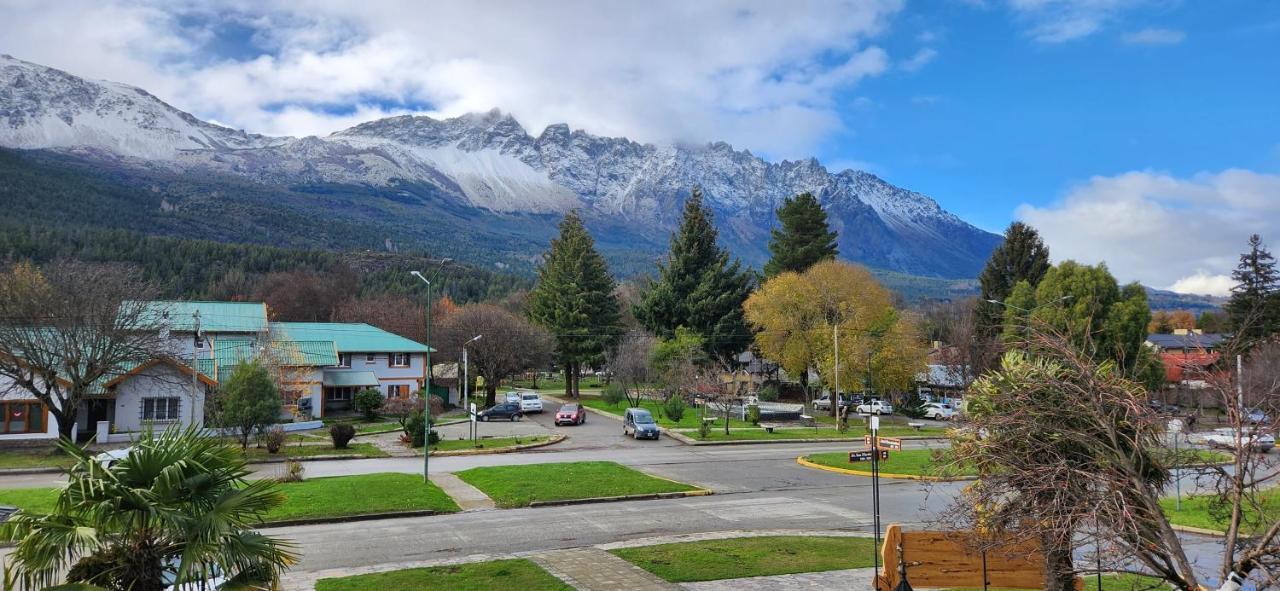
[
  {"x1": 142, "y1": 398, "x2": 181, "y2": 422},
  {"x1": 391, "y1": 353, "x2": 410, "y2": 367},
  {"x1": 1, "y1": 401, "x2": 43, "y2": 434},
  {"x1": 365, "y1": 353, "x2": 376, "y2": 363},
  {"x1": 387, "y1": 384, "x2": 409, "y2": 398},
  {"x1": 338, "y1": 354, "x2": 352, "y2": 367}
]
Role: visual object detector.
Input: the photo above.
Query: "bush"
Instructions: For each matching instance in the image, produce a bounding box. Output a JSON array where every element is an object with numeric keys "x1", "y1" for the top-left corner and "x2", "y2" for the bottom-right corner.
[
  {"x1": 663, "y1": 395, "x2": 687, "y2": 423},
  {"x1": 756, "y1": 383, "x2": 780, "y2": 402},
  {"x1": 405, "y1": 411, "x2": 437, "y2": 448},
  {"x1": 279, "y1": 459, "x2": 305, "y2": 483},
  {"x1": 329, "y1": 424, "x2": 356, "y2": 449},
  {"x1": 698, "y1": 416, "x2": 712, "y2": 439},
  {"x1": 428, "y1": 429, "x2": 441, "y2": 446},
  {"x1": 353, "y1": 388, "x2": 385, "y2": 421},
  {"x1": 746, "y1": 404, "x2": 760, "y2": 426},
  {"x1": 264, "y1": 426, "x2": 287, "y2": 454},
  {"x1": 601, "y1": 383, "x2": 626, "y2": 406},
  {"x1": 899, "y1": 393, "x2": 927, "y2": 419}
]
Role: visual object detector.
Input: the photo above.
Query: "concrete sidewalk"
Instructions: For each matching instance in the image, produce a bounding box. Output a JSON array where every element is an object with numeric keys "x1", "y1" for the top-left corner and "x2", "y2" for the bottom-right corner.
[
  {"x1": 427, "y1": 471, "x2": 496, "y2": 511},
  {"x1": 531, "y1": 547, "x2": 678, "y2": 591},
  {"x1": 680, "y1": 568, "x2": 876, "y2": 590}
]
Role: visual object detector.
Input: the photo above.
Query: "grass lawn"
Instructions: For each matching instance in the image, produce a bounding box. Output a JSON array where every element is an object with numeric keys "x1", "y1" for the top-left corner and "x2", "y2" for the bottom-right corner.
[
  {"x1": 0, "y1": 473, "x2": 461, "y2": 522},
  {"x1": 455, "y1": 461, "x2": 698, "y2": 508},
  {"x1": 1156, "y1": 447, "x2": 1231, "y2": 466},
  {"x1": 429, "y1": 435, "x2": 549, "y2": 453},
  {"x1": 804, "y1": 449, "x2": 976, "y2": 479},
  {"x1": 242, "y1": 442, "x2": 388, "y2": 461},
  {"x1": 509, "y1": 375, "x2": 606, "y2": 392},
  {"x1": 315, "y1": 559, "x2": 572, "y2": 591},
  {"x1": 611, "y1": 535, "x2": 876, "y2": 583},
  {"x1": 577, "y1": 396, "x2": 753, "y2": 429},
  {"x1": 0, "y1": 447, "x2": 71, "y2": 470},
  {"x1": 1160, "y1": 486, "x2": 1278, "y2": 534},
  {"x1": 945, "y1": 573, "x2": 1169, "y2": 590}
]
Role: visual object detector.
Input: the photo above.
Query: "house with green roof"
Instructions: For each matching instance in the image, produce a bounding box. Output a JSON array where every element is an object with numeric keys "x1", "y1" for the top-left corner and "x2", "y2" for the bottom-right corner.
[{"x1": 1, "y1": 300, "x2": 435, "y2": 441}]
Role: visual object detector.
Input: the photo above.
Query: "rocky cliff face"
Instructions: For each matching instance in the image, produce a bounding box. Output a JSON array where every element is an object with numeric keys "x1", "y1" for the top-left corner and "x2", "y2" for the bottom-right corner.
[{"x1": 0, "y1": 55, "x2": 999, "y2": 277}]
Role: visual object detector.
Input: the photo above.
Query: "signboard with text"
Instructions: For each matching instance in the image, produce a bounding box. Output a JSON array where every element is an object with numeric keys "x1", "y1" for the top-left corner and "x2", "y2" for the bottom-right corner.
[{"x1": 849, "y1": 449, "x2": 890, "y2": 463}]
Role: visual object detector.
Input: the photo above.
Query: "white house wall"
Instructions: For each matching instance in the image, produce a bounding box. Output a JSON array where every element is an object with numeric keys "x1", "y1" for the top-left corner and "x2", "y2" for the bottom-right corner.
[
  {"x1": 347, "y1": 352, "x2": 427, "y2": 398},
  {"x1": 112, "y1": 364, "x2": 209, "y2": 433},
  {"x1": 0, "y1": 375, "x2": 66, "y2": 441}
]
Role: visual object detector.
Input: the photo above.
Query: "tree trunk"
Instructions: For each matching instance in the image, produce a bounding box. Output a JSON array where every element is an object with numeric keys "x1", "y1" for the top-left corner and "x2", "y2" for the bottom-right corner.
[
  {"x1": 485, "y1": 383, "x2": 497, "y2": 408},
  {"x1": 563, "y1": 365, "x2": 572, "y2": 398},
  {"x1": 55, "y1": 408, "x2": 76, "y2": 440},
  {"x1": 572, "y1": 362, "x2": 581, "y2": 399},
  {"x1": 1040, "y1": 532, "x2": 1077, "y2": 591}
]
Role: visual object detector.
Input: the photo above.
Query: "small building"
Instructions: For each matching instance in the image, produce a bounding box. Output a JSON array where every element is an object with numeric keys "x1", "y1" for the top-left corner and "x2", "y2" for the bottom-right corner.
[{"x1": 1145, "y1": 330, "x2": 1227, "y2": 386}]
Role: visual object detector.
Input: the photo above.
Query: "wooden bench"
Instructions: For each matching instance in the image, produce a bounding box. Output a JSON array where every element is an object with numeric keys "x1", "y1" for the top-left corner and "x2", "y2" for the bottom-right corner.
[{"x1": 906, "y1": 422, "x2": 925, "y2": 432}]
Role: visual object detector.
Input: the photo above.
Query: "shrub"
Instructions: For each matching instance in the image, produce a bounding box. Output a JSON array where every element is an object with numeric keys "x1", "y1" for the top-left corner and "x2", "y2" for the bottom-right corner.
[
  {"x1": 279, "y1": 459, "x2": 305, "y2": 483},
  {"x1": 329, "y1": 424, "x2": 356, "y2": 449},
  {"x1": 428, "y1": 429, "x2": 441, "y2": 446},
  {"x1": 663, "y1": 395, "x2": 686, "y2": 423},
  {"x1": 353, "y1": 388, "x2": 385, "y2": 421},
  {"x1": 601, "y1": 383, "x2": 626, "y2": 406},
  {"x1": 264, "y1": 426, "x2": 287, "y2": 454},
  {"x1": 899, "y1": 392, "x2": 927, "y2": 419},
  {"x1": 746, "y1": 404, "x2": 761, "y2": 426},
  {"x1": 697, "y1": 416, "x2": 712, "y2": 439},
  {"x1": 757, "y1": 383, "x2": 780, "y2": 402},
  {"x1": 405, "y1": 411, "x2": 437, "y2": 448},
  {"x1": 427, "y1": 395, "x2": 444, "y2": 418}
]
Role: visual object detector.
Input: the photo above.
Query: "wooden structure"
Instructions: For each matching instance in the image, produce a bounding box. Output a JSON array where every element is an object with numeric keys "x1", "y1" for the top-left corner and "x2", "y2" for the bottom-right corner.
[{"x1": 874, "y1": 524, "x2": 1082, "y2": 590}]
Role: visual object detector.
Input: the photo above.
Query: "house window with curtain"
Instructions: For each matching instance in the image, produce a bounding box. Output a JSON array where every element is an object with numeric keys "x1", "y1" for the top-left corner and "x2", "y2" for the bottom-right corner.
[
  {"x1": 1, "y1": 401, "x2": 44, "y2": 434},
  {"x1": 391, "y1": 353, "x2": 410, "y2": 367},
  {"x1": 142, "y1": 397, "x2": 181, "y2": 422},
  {"x1": 387, "y1": 384, "x2": 409, "y2": 398}
]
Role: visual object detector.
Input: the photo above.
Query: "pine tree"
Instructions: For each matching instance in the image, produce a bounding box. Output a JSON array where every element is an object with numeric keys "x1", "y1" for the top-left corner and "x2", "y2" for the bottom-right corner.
[
  {"x1": 978, "y1": 222, "x2": 1051, "y2": 338},
  {"x1": 635, "y1": 187, "x2": 754, "y2": 359},
  {"x1": 1226, "y1": 234, "x2": 1280, "y2": 343},
  {"x1": 527, "y1": 211, "x2": 622, "y2": 397},
  {"x1": 763, "y1": 192, "x2": 838, "y2": 277}
]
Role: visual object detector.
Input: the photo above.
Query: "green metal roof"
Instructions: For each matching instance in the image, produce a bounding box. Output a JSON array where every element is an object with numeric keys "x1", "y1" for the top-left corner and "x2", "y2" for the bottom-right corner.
[
  {"x1": 211, "y1": 337, "x2": 337, "y2": 382},
  {"x1": 271, "y1": 322, "x2": 431, "y2": 353},
  {"x1": 138, "y1": 301, "x2": 269, "y2": 333},
  {"x1": 322, "y1": 370, "x2": 379, "y2": 387},
  {"x1": 270, "y1": 340, "x2": 339, "y2": 367}
]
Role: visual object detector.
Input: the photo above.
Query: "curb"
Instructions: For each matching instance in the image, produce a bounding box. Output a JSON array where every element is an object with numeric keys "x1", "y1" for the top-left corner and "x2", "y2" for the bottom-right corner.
[
  {"x1": 418, "y1": 434, "x2": 568, "y2": 457},
  {"x1": 1169, "y1": 523, "x2": 1228, "y2": 537},
  {"x1": 245, "y1": 453, "x2": 387, "y2": 465},
  {"x1": 258, "y1": 509, "x2": 442, "y2": 529},
  {"x1": 544, "y1": 396, "x2": 625, "y2": 423},
  {"x1": 0, "y1": 466, "x2": 64, "y2": 475},
  {"x1": 527, "y1": 488, "x2": 712, "y2": 508},
  {"x1": 795, "y1": 456, "x2": 975, "y2": 482}
]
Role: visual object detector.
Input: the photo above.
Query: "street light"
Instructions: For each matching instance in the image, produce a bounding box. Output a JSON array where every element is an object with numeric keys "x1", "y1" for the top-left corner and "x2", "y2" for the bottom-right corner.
[
  {"x1": 410, "y1": 260, "x2": 450, "y2": 484},
  {"x1": 463, "y1": 334, "x2": 482, "y2": 441}
]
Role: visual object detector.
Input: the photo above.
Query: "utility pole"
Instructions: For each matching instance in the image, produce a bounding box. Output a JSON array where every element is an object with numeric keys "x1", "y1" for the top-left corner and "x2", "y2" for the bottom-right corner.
[
  {"x1": 833, "y1": 322, "x2": 839, "y2": 419},
  {"x1": 191, "y1": 310, "x2": 201, "y2": 406},
  {"x1": 410, "y1": 271, "x2": 433, "y2": 484},
  {"x1": 463, "y1": 335, "x2": 482, "y2": 442}
]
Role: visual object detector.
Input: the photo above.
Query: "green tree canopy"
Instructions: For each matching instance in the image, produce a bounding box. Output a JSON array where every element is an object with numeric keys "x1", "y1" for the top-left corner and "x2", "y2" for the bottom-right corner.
[
  {"x1": 635, "y1": 187, "x2": 754, "y2": 359},
  {"x1": 763, "y1": 192, "x2": 838, "y2": 277},
  {"x1": 1225, "y1": 233, "x2": 1280, "y2": 344},
  {"x1": 212, "y1": 358, "x2": 282, "y2": 448},
  {"x1": 978, "y1": 222, "x2": 1051, "y2": 337},
  {"x1": 527, "y1": 210, "x2": 622, "y2": 397}
]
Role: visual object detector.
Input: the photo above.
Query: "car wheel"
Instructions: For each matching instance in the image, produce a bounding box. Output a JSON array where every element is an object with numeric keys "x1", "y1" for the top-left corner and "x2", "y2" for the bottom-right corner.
[{"x1": 481, "y1": 416, "x2": 489, "y2": 422}]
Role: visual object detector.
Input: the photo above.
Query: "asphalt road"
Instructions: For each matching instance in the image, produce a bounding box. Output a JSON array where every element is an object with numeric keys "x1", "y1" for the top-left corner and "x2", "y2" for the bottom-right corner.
[{"x1": 0, "y1": 405, "x2": 1263, "y2": 588}]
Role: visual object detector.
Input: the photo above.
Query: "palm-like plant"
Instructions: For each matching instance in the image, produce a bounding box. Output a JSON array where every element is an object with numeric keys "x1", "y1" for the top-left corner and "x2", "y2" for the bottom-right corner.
[{"x1": 1, "y1": 427, "x2": 297, "y2": 590}]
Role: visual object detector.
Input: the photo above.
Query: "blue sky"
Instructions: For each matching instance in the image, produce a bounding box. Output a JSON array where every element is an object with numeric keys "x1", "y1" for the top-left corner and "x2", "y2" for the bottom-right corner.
[{"x1": 1, "y1": 0, "x2": 1277, "y2": 294}]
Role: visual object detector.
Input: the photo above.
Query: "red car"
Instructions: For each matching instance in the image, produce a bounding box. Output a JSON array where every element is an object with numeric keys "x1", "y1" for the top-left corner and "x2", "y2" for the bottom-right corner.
[{"x1": 555, "y1": 403, "x2": 587, "y2": 426}]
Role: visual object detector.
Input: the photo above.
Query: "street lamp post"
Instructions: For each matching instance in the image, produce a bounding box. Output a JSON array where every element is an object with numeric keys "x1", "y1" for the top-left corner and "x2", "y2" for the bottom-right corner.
[{"x1": 410, "y1": 262, "x2": 450, "y2": 484}]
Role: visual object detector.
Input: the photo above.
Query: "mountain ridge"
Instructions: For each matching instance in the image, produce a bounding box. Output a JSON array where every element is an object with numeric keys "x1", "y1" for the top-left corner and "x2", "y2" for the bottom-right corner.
[{"x1": 0, "y1": 54, "x2": 1000, "y2": 278}]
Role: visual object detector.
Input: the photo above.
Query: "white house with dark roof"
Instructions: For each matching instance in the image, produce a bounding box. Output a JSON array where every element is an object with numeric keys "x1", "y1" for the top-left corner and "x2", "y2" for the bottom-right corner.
[{"x1": 0, "y1": 300, "x2": 433, "y2": 441}]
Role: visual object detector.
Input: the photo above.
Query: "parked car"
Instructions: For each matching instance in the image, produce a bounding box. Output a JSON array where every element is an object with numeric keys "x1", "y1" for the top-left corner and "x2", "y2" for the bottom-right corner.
[
  {"x1": 555, "y1": 403, "x2": 587, "y2": 426},
  {"x1": 920, "y1": 402, "x2": 956, "y2": 421},
  {"x1": 1193, "y1": 428, "x2": 1276, "y2": 453},
  {"x1": 855, "y1": 399, "x2": 894, "y2": 415},
  {"x1": 504, "y1": 391, "x2": 521, "y2": 404},
  {"x1": 623, "y1": 408, "x2": 661, "y2": 440},
  {"x1": 519, "y1": 392, "x2": 544, "y2": 413},
  {"x1": 478, "y1": 402, "x2": 524, "y2": 422},
  {"x1": 95, "y1": 447, "x2": 131, "y2": 467},
  {"x1": 1247, "y1": 408, "x2": 1272, "y2": 425},
  {"x1": 813, "y1": 393, "x2": 853, "y2": 412}
]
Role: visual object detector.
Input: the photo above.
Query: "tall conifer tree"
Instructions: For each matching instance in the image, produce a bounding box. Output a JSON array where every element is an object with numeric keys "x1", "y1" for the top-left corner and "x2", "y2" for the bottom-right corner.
[
  {"x1": 763, "y1": 192, "x2": 838, "y2": 277},
  {"x1": 978, "y1": 222, "x2": 1051, "y2": 337},
  {"x1": 1226, "y1": 234, "x2": 1280, "y2": 343},
  {"x1": 527, "y1": 211, "x2": 621, "y2": 397},
  {"x1": 635, "y1": 187, "x2": 754, "y2": 359}
]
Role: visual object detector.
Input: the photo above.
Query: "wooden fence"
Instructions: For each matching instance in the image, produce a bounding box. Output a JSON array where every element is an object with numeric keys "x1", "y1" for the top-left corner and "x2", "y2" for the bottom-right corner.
[{"x1": 874, "y1": 524, "x2": 1082, "y2": 590}]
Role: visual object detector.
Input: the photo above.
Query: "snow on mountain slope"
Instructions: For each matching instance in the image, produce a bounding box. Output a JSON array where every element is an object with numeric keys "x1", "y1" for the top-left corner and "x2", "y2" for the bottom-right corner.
[{"x1": 0, "y1": 55, "x2": 1000, "y2": 278}]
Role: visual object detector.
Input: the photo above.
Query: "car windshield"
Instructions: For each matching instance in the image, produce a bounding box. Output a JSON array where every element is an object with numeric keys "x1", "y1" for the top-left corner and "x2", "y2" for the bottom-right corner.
[
  {"x1": 523, "y1": 394, "x2": 539, "y2": 400},
  {"x1": 559, "y1": 405, "x2": 578, "y2": 413},
  {"x1": 632, "y1": 411, "x2": 656, "y2": 424}
]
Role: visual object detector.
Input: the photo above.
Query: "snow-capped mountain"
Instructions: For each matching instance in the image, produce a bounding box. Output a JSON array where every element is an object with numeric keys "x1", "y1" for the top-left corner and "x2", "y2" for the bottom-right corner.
[{"x1": 0, "y1": 55, "x2": 1000, "y2": 278}]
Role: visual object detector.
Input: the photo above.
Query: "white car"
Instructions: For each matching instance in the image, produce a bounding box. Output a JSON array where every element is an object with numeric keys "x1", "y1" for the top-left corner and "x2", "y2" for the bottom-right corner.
[
  {"x1": 519, "y1": 392, "x2": 544, "y2": 413},
  {"x1": 1193, "y1": 428, "x2": 1276, "y2": 453},
  {"x1": 920, "y1": 402, "x2": 956, "y2": 421},
  {"x1": 856, "y1": 400, "x2": 894, "y2": 415}
]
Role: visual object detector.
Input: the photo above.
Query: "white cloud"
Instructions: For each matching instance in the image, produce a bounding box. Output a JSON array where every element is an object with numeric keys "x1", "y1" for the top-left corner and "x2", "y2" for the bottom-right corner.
[
  {"x1": 899, "y1": 47, "x2": 938, "y2": 72},
  {"x1": 1122, "y1": 27, "x2": 1186, "y2": 45},
  {"x1": 1016, "y1": 169, "x2": 1280, "y2": 295},
  {"x1": 1003, "y1": 0, "x2": 1149, "y2": 43},
  {"x1": 1169, "y1": 272, "x2": 1235, "y2": 297},
  {"x1": 0, "y1": 0, "x2": 905, "y2": 159}
]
